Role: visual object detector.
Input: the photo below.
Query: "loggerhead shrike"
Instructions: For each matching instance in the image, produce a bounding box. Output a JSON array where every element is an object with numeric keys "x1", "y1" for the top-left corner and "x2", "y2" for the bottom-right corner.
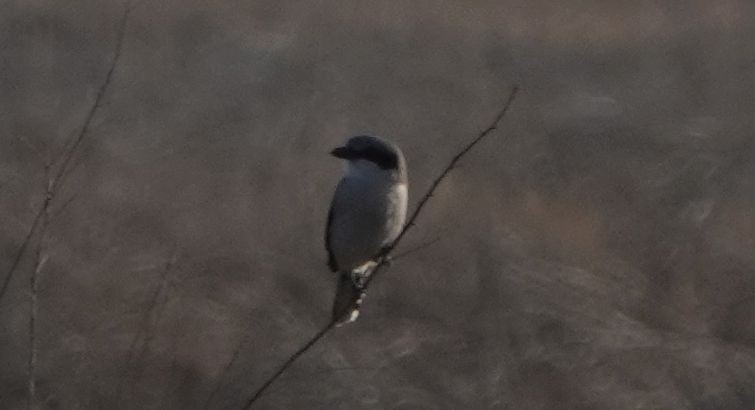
[{"x1": 325, "y1": 135, "x2": 408, "y2": 325}]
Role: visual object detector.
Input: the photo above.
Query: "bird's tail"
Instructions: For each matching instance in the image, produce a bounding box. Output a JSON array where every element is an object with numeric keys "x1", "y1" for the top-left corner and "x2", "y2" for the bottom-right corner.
[{"x1": 332, "y1": 272, "x2": 365, "y2": 326}]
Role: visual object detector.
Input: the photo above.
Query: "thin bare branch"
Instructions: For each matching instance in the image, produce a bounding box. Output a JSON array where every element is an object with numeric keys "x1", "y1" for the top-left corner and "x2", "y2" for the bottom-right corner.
[
  {"x1": 241, "y1": 320, "x2": 337, "y2": 409},
  {"x1": 27, "y1": 243, "x2": 45, "y2": 410},
  {"x1": 14, "y1": 6, "x2": 132, "y2": 409},
  {"x1": 391, "y1": 236, "x2": 442, "y2": 262},
  {"x1": 27, "y1": 164, "x2": 54, "y2": 410},
  {"x1": 116, "y1": 248, "x2": 179, "y2": 401},
  {"x1": 135, "y1": 249, "x2": 179, "y2": 357},
  {"x1": 53, "y1": 3, "x2": 131, "y2": 187},
  {"x1": 239, "y1": 86, "x2": 519, "y2": 409},
  {"x1": 202, "y1": 339, "x2": 246, "y2": 410},
  {"x1": 0, "y1": 207, "x2": 44, "y2": 302},
  {"x1": 0, "y1": 3, "x2": 130, "y2": 305},
  {"x1": 364, "y1": 85, "x2": 519, "y2": 289}
]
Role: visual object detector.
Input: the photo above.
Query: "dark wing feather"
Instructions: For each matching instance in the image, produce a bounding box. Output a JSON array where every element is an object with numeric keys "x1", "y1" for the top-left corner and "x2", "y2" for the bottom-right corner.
[{"x1": 325, "y1": 201, "x2": 338, "y2": 272}]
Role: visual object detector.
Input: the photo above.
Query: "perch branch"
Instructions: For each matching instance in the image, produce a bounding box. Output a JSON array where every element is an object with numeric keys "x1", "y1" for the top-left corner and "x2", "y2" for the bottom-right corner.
[
  {"x1": 364, "y1": 85, "x2": 519, "y2": 289},
  {"x1": 240, "y1": 86, "x2": 519, "y2": 409},
  {"x1": 241, "y1": 320, "x2": 338, "y2": 409}
]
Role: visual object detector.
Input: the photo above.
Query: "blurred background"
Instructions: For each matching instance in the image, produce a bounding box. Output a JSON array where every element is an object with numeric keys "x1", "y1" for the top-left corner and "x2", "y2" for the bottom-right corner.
[{"x1": 1, "y1": 0, "x2": 754, "y2": 408}]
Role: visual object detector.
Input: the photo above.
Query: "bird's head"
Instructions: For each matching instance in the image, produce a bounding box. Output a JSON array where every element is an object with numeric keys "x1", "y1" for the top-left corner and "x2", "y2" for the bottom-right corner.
[{"x1": 330, "y1": 135, "x2": 403, "y2": 171}]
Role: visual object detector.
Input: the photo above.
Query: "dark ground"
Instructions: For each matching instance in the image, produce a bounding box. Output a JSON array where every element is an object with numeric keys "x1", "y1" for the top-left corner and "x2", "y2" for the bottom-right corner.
[{"x1": 1, "y1": 1, "x2": 754, "y2": 409}]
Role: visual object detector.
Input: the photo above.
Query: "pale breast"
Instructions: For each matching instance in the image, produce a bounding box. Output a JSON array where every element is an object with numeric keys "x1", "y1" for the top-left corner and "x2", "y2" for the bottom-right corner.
[{"x1": 328, "y1": 176, "x2": 408, "y2": 272}]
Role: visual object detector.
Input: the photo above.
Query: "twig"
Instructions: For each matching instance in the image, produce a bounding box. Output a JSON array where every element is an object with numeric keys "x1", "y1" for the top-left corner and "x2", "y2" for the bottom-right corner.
[
  {"x1": 27, "y1": 165, "x2": 54, "y2": 410},
  {"x1": 0, "y1": 2, "x2": 131, "y2": 305},
  {"x1": 202, "y1": 337, "x2": 247, "y2": 410},
  {"x1": 0, "y1": 207, "x2": 44, "y2": 302},
  {"x1": 54, "y1": 4, "x2": 131, "y2": 187},
  {"x1": 18, "y1": 5, "x2": 131, "y2": 409},
  {"x1": 27, "y1": 247, "x2": 43, "y2": 410},
  {"x1": 210, "y1": 234, "x2": 438, "y2": 409},
  {"x1": 241, "y1": 320, "x2": 337, "y2": 409},
  {"x1": 364, "y1": 85, "x2": 520, "y2": 289},
  {"x1": 116, "y1": 248, "x2": 179, "y2": 400},
  {"x1": 239, "y1": 86, "x2": 519, "y2": 409},
  {"x1": 391, "y1": 236, "x2": 442, "y2": 262}
]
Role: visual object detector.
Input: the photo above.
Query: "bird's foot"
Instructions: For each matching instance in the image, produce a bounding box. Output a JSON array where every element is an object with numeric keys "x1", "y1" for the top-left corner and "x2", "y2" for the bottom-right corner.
[
  {"x1": 350, "y1": 271, "x2": 367, "y2": 289},
  {"x1": 350, "y1": 261, "x2": 378, "y2": 289}
]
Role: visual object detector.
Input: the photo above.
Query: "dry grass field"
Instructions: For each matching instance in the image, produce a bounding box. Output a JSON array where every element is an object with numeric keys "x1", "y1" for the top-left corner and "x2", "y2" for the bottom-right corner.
[{"x1": 1, "y1": 1, "x2": 754, "y2": 408}]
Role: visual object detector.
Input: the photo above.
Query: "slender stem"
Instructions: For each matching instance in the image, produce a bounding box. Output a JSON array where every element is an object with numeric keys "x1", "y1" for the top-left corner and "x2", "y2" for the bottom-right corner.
[
  {"x1": 391, "y1": 236, "x2": 442, "y2": 261},
  {"x1": 241, "y1": 320, "x2": 337, "y2": 409},
  {"x1": 27, "y1": 166, "x2": 54, "y2": 410},
  {"x1": 240, "y1": 86, "x2": 519, "y2": 409},
  {"x1": 364, "y1": 86, "x2": 519, "y2": 289},
  {"x1": 18, "y1": 5, "x2": 132, "y2": 409},
  {"x1": 54, "y1": 3, "x2": 131, "y2": 186},
  {"x1": 0, "y1": 2, "x2": 131, "y2": 305},
  {"x1": 0, "y1": 207, "x2": 44, "y2": 302},
  {"x1": 203, "y1": 335, "x2": 247, "y2": 409},
  {"x1": 116, "y1": 248, "x2": 178, "y2": 401}
]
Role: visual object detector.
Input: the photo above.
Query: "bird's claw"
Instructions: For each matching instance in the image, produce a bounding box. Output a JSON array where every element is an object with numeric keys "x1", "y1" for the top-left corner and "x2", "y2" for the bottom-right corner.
[{"x1": 350, "y1": 271, "x2": 367, "y2": 289}]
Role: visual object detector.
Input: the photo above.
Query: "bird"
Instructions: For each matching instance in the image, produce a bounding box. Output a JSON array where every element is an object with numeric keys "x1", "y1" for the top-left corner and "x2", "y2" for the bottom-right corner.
[{"x1": 325, "y1": 135, "x2": 408, "y2": 325}]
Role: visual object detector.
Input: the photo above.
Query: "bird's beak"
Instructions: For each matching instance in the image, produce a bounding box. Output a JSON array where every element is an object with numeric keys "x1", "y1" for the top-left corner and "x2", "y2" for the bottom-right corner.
[{"x1": 330, "y1": 146, "x2": 354, "y2": 159}]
